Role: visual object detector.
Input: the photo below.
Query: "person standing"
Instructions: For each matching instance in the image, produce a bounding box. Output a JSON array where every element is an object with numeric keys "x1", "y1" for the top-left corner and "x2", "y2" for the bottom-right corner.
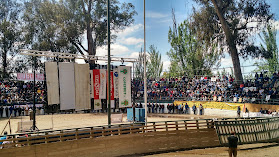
[
  {"x1": 237, "y1": 106, "x2": 241, "y2": 118},
  {"x1": 228, "y1": 131, "x2": 238, "y2": 157},
  {"x1": 0, "y1": 106, "x2": 3, "y2": 118},
  {"x1": 192, "y1": 104, "x2": 197, "y2": 115},
  {"x1": 5, "y1": 107, "x2": 8, "y2": 117},
  {"x1": 199, "y1": 104, "x2": 203, "y2": 115},
  {"x1": 9, "y1": 106, "x2": 13, "y2": 117}
]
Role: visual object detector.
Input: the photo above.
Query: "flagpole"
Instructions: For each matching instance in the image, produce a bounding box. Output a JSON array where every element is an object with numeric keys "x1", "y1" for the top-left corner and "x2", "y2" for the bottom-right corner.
[{"x1": 144, "y1": 0, "x2": 147, "y2": 123}]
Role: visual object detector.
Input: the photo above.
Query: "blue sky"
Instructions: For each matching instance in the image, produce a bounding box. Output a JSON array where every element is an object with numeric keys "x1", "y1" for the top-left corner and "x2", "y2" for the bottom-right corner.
[{"x1": 96, "y1": 0, "x2": 279, "y2": 75}]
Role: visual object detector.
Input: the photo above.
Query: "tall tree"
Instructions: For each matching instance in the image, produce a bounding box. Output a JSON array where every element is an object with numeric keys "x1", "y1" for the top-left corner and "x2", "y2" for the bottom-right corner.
[
  {"x1": 259, "y1": 24, "x2": 278, "y2": 74},
  {"x1": 147, "y1": 45, "x2": 163, "y2": 79},
  {"x1": 0, "y1": 0, "x2": 21, "y2": 78},
  {"x1": 135, "y1": 48, "x2": 145, "y2": 80},
  {"x1": 168, "y1": 11, "x2": 220, "y2": 77},
  {"x1": 23, "y1": 0, "x2": 136, "y2": 59},
  {"x1": 192, "y1": 0, "x2": 273, "y2": 83}
]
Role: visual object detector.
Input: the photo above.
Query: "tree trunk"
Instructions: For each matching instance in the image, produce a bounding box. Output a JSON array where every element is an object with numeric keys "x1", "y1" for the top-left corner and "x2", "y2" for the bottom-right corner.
[
  {"x1": 211, "y1": 0, "x2": 243, "y2": 84},
  {"x1": 85, "y1": 0, "x2": 96, "y2": 68},
  {"x1": 2, "y1": 45, "x2": 8, "y2": 78}
]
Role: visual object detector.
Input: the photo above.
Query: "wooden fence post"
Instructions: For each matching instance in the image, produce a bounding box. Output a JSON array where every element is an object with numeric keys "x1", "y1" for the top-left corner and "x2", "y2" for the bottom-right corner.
[{"x1": 153, "y1": 122, "x2": 156, "y2": 132}]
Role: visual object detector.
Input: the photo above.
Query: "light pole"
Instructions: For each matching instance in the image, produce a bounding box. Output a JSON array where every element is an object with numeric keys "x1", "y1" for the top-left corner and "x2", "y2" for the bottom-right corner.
[
  {"x1": 144, "y1": 0, "x2": 147, "y2": 123},
  {"x1": 107, "y1": 0, "x2": 111, "y2": 126}
]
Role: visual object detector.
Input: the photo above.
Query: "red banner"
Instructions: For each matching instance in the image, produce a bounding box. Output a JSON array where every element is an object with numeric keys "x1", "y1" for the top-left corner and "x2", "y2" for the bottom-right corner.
[
  {"x1": 107, "y1": 71, "x2": 114, "y2": 100},
  {"x1": 17, "y1": 73, "x2": 44, "y2": 81},
  {"x1": 93, "y1": 69, "x2": 100, "y2": 99}
]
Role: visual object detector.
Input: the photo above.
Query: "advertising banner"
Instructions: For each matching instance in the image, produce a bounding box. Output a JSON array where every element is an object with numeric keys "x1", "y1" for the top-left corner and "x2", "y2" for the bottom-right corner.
[
  {"x1": 118, "y1": 66, "x2": 132, "y2": 108},
  {"x1": 74, "y1": 63, "x2": 90, "y2": 111},
  {"x1": 17, "y1": 73, "x2": 44, "y2": 81},
  {"x1": 90, "y1": 70, "x2": 94, "y2": 98},
  {"x1": 94, "y1": 99, "x2": 102, "y2": 110},
  {"x1": 99, "y1": 69, "x2": 106, "y2": 99},
  {"x1": 107, "y1": 71, "x2": 114, "y2": 100},
  {"x1": 45, "y1": 62, "x2": 59, "y2": 105},
  {"x1": 93, "y1": 69, "x2": 100, "y2": 99},
  {"x1": 59, "y1": 62, "x2": 75, "y2": 110},
  {"x1": 113, "y1": 69, "x2": 119, "y2": 98}
]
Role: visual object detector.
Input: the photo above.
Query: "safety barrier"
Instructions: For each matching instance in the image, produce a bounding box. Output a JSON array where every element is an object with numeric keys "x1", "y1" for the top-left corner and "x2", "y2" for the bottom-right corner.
[
  {"x1": 0, "y1": 119, "x2": 219, "y2": 157},
  {"x1": 215, "y1": 117, "x2": 279, "y2": 145}
]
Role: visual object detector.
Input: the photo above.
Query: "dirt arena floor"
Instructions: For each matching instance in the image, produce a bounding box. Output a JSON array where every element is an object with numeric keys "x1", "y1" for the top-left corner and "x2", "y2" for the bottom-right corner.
[
  {"x1": 0, "y1": 112, "x2": 227, "y2": 134},
  {"x1": 146, "y1": 143, "x2": 279, "y2": 157}
]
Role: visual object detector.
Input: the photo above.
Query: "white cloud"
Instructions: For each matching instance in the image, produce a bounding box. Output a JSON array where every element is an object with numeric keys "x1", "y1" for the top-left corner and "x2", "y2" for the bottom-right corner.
[
  {"x1": 114, "y1": 24, "x2": 143, "y2": 37},
  {"x1": 163, "y1": 60, "x2": 170, "y2": 71},
  {"x1": 96, "y1": 44, "x2": 129, "y2": 56},
  {"x1": 146, "y1": 11, "x2": 168, "y2": 18},
  {"x1": 122, "y1": 37, "x2": 144, "y2": 45}
]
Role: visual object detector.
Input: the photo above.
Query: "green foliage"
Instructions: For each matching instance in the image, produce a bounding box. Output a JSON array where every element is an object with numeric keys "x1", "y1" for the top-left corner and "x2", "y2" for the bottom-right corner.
[
  {"x1": 0, "y1": 0, "x2": 22, "y2": 78},
  {"x1": 22, "y1": 0, "x2": 137, "y2": 56},
  {"x1": 192, "y1": 0, "x2": 273, "y2": 83},
  {"x1": 147, "y1": 45, "x2": 163, "y2": 79},
  {"x1": 135, "y1": 48, "x2": 146, "y2": 80},
  {"x1": 259, "y1": 24, "x2": 279, "y2": 74},
  {"x1": 167, "y1": 19, "x2": 220, "y2": 77}
]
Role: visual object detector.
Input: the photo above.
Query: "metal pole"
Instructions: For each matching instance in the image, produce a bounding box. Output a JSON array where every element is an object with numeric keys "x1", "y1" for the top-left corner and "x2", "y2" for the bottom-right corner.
[
  {"x1": 107, "y1": 0, "x2": 111, "y2": 126},
  {"x1": 144, "y1": 0, "x2": 147, "y2": 123},
  {"x1": 33, "y1": 56, "x2": 36, "y2": 130}
]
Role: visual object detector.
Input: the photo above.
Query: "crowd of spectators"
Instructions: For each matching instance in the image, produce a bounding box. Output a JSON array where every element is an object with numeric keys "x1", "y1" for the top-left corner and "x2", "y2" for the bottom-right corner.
[
  {"x1": 0, "y1": 81, "x2": 46, "y2": 105},
  {"x1": 134, "y1": 72, "x2": 279, "y2": 103}
]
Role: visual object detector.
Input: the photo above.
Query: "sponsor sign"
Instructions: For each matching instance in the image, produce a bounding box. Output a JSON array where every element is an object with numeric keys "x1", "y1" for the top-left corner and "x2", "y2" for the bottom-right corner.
[
  {"x1": 118, "y1": 66, "x2": 132, "y2": 108},
  {"x1": 113, "y1": 69, "x2": 119, "y2": 98},
  {"x1": 17, "y1": 73, "x2": 44, "y2": 81},
  {"x1": 99, "y1": 69, "x2": 106, "y2": 99},
  {"x1": 107, "y1": 71, "x2": 114, "y2": 100},
  {"x1": 93, "y1": 69, "x2": 100, "y2": 99},
  {"x1": 94, "y1": 99, "x2": 102, "y2": 110},
  {"x1": 90, "y1": 70, "x2": 94, "y2": 98}
]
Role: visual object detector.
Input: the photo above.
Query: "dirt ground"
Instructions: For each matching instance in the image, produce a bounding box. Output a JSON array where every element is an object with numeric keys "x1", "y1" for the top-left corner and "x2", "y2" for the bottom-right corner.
[
  {"x1": 146, "y1": 143, "x2": 279, "y2": 157},
  {"x1": 0, "y1": 113, "x2": 227, "y2": 134}
]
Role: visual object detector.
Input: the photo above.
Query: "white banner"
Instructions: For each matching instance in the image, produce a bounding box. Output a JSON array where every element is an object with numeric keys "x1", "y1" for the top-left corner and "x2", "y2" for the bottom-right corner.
[
  {"x1": 17, "y1": 73, "x2": 44, "y2": 81},
  {"x1": 45, "y1": 62, "x2": 59, "y2": 105},
  {"x1": 111, "y1": 100, "x2": 115, "y2": 108},
  {"x1": 94, "y1": 99, "x2": 102, "y2": 110},
  {"x1": 118, "y1": 66, "x2": 132, "y2": 108},
  {"x1": 74, "y1": 63, "x2": 90, "y2": 111},
  {"x1": 59, "y1": 62, "x2": 75, "y2": 110},
  {"x1": 113, "y1": 69, "x2": 119, "y2": 98},
  {"x1": 99, "y1": 69, "x2": 106, "y2": 99}
]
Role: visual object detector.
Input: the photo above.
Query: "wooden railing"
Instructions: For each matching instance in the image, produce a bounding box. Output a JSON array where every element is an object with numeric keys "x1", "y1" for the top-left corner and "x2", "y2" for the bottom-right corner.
[
  {"x1": 0, "y1": 119, "x2": 214, "y2": 149},
  {"x1": 215, "y1": 117, "x2": 279, "y2": 145}
]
